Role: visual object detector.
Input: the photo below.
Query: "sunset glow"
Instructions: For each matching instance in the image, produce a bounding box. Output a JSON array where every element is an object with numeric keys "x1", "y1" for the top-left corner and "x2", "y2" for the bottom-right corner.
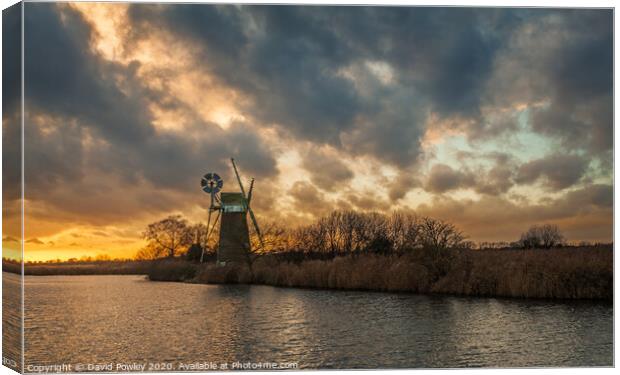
[{"x1": 2, "y1": 3, "x2": 612, "y2": 261}]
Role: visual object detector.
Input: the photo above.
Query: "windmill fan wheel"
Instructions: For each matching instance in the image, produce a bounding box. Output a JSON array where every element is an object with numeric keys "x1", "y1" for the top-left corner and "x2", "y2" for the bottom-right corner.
[{"x1": 201, "y1": 173, "x2": 223, "y2": 194}]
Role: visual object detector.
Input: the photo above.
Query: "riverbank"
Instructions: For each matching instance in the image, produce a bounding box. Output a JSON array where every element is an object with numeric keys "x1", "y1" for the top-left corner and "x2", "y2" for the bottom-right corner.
[
  {"x1": 6, "y1": 245, "x2": 612, "y2": 300},
  {"x1": 150, "y1": 246, "x2": 613, "y2": 300},
  {"x1": 3, "y1": 260, "x2": 154, "y2": 275}
]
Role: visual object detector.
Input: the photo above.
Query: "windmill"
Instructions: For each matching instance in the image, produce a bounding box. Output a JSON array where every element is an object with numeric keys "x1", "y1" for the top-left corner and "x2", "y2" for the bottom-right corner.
[{"x1": 200, "y1": 158, "x2": 265, "y2": 264}]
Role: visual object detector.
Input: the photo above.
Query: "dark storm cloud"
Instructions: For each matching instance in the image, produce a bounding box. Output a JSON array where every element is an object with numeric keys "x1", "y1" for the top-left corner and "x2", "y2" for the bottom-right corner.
[
  {"x1": 21, "y1": 4, "x2": 614, "y2": 171},
  {"x1": 288, "y1": 180, "x2": 331, "y2": 217},
  {"x1": 2, "y1": 4, "x2": 22, "y2": 206},
  {"x1": 424, "y1": 154, "x2": 522, "y2": 196},
  {"x1": 516, "y1": 154, "x2": 589, "y2": 190},
  {"x1": 223, "y1": 122, "x2": 279, "y2": 178},
  {"x1": 12, "y1": 3, "x2": 613, "y2": 243},
  {"x1": 473, "y1": 164, "x2": 515, "y2": 196},
  {"x1": 127, "y1": 5, "x2": 531, "y2": 167},
  {"x1": 23, "y1": 117, "x2": 277, "y2": 222},
  {"x1": 24, "y1": 3, "x2": 153, "y2": 144},
  {"x1": 425, "y1": 152, "x2": 591, "y2": 195},
  {"x1": 384, "y1": 8, "x2": 501, "y2": 116},
  {"x1": 126, "y1": 4, "x2": 248, "y2": 64},
  {"x1": 243, "y1": 7, "x2": 367, "y2": 144},
  {"x1": 131, "y1": 121, "x2": 277, "y2": 194},
  {"x1": 321, "y1": 7, "x2": 523, "y2": 116},
  {"x1": 425, "y1": 164, "x2": 475, "y2": 194},
  {"x1": 489, "y1": 9, "x2": 612, "y2": 157},
  {"x1": 25, "y1": 118, "x2": 87, "y2": 193},
  {"x1": 301, "y1": 148, "x2": 354, "y2": 191},
  {"x1": 533, "y1": 25, "x2": 613, "y2": 153},
  {"x1": 129, "y1": 5, "x2": 366, "y2": 145},
  {"x1": 2, "y1": 3, "x2": 21, "y2": 112},
  {"x1": 561, "y1": 184, "x2": 613, "y2": 209},
  {"x1": 125, "y1": 4, "x2": 612, "y2": 176},
  {"x1": 341, "y1": 85, "x2": 426, "y2": 167},
  {"x1": 453, "y1": 151, "x2": 519, "y2": 196},
  {"x1": 346, "y1": 192, "x2": 387, "y2": 211},
  {"x1": 388, "y1": 172, "x2": 420, "y2": 201},
  {"x1": 2, "y1": 116, "x2": 21, "y2": 202},
  {"x1": 416, "y1": 183, "x2": 612, "y2": 242},
  {"x1": 20, "y1": 3, "x2": 277, "y2": 217}
]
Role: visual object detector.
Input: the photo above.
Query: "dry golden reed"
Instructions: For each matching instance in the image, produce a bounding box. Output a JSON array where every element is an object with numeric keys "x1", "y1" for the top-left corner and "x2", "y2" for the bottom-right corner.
[{"x1": 190, "y1": 246, "x2": 612, "y2": 300}]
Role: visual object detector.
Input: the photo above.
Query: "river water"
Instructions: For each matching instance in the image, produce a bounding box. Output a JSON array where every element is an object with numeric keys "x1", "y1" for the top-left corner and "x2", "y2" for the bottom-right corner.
[{"x1": 5, "y1": 273, "x2": 614, "y2": 369}]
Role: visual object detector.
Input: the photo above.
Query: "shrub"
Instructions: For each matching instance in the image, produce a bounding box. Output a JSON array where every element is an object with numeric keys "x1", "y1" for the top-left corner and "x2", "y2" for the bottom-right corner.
[
  {"x1": 147, "y1": 259, "x2": 198, "y2": 281},
  {"x1": 518, "y1": 224, "x2": 564, "y2": 249},
  {"x1": 185, "y1": 244, "x2": 203, "y2": 262}
]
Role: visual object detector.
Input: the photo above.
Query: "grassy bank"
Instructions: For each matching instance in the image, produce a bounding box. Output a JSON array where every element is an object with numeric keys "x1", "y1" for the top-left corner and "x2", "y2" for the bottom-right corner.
[
  {"x1": 3, "y1": 260, "x2": 154, "y2": 275},
  {"x1": 148, "y1": 246, "x2": 613, "y2": 300}
]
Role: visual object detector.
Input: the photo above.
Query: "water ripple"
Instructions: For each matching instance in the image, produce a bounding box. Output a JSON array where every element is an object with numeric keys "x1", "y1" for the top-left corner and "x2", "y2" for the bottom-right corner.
[{"x1": 12, "y1": 274, "x2": 613, "y2": 369}]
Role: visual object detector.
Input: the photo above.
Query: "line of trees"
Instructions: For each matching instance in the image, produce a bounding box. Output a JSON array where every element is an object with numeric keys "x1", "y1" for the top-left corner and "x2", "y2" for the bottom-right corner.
[
  {"x1": 278, "y1": 211, "x2": 468, "y2": 255},
  {"x1": 137, "y1": 211, "x2": 570, "y2": 261},
  {"x1": 137, "y1": 211, "x2": 470, "y2": 261}
]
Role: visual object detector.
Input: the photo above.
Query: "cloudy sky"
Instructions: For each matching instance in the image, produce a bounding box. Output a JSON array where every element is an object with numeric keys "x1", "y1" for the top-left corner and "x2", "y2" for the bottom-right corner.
[{"x1": 2, "y1": 3, "x2": 613, "y2": 260}]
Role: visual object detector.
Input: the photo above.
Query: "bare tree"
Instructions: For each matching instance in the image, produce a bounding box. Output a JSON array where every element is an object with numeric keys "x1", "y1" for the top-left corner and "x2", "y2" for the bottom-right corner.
[
  {"x1": 320, "y1": 212, "x2": 341, "y2": 255},
  {"x1": 519, "y1": 224, "x2": 564, "y2": 249},
  {"x1": 291, "y1": 224, "x2": 327, "y2": 253},
  {"x1": 357, "y1": 212, "x2": 391, "y2": 253},
  {"x1": 539, "y1": 224, "x2": 564, "y2": 248},
  {"x1": 188, "y1": 223, "x2": 219, "y2": 252},
  {"x1": 287, "y1": 210, "x2": 423, "y2": 255},
  {"x1": 143, "y1": 215, "x2": 192, "y2": 258},
  {"x1": 184, "y1": 209, "x2": 469, "y2": 261},
  {"x1": 135, "y1": 242, "x2": 167, "y2": 260},
  {"x1": 419, "y1": 217, "x2": 465, "y2": 253},
  {"x1": 387, "y1": 212, "x2": 421, "y2": 253},
  {"x1": 336, "y1": 211, "x2": 358, "y2": 253},
  {"x1": 249, "y1": 221, "x2": 289, "y2": 253}
]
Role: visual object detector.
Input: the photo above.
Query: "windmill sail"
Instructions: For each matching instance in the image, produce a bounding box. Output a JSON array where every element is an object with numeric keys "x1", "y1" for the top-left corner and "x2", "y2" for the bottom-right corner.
[{"x1": 231, "y1": 158, "x2": 266, "y2": 252}]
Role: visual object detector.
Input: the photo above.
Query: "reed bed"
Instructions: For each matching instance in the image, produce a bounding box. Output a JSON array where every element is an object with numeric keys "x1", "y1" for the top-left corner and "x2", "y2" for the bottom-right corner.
[
  {"x1": 9, "y1": 245, "x2": 611, "y2": 300},
  {"x1": 4, "y1": 260, "x2": 154, "y2": 276},
  {"x1": 430, "y1": 247, "x2": 613, "y2": 299},
  {"x1": 191, "y1": 246, "x2": 612, "y2": 300}
]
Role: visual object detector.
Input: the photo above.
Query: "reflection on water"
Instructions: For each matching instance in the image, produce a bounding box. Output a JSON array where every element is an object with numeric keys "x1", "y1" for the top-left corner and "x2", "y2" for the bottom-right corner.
[
  {"x1": 2, "y1": 272, "x2": 22, "y2": 371},
  {"x1": 19, "y1": 275, "x2": 612, "y2": 369}
]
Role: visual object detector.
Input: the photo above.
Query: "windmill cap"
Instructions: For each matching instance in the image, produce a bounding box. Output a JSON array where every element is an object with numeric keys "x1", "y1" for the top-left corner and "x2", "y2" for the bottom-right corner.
[{"x1": 220, "y1": 192, "x2": 245, "y2": 205}]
